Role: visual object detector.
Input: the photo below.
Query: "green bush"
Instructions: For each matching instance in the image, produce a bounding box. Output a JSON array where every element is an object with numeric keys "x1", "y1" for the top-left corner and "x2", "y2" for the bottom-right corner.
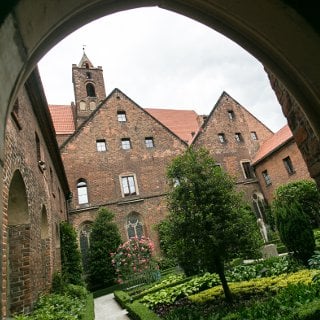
[
  {"x1": 114, "y1": 290, "x2": 131, "y2": 308},
  {"x1": 87, "y1": 207, "x2": 122, "y2": 290},
  {"x1": 273, "y1": 201, "x2": 315, "y2": 265},
  {"x1": 126, "y1": 301, "x2": 160, "y2": 320}
]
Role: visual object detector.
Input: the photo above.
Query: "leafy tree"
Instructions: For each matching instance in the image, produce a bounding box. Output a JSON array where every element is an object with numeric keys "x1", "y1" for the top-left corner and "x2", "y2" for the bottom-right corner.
[
  {"x1": 60, "y1": 221, "x2": 84, "y2": 286},
  {"x1": 273, "y1": 200, "x2": 315, "y2": 265},
  {"x1": 87, "y1": 207, "x2": 122, "y2": 290},
  {"x1": 165, "y1": 147, "x2": 261, "y2": 302},
  {"x1": 272, "y1": 180, "x2": 320, "y2": 227}
]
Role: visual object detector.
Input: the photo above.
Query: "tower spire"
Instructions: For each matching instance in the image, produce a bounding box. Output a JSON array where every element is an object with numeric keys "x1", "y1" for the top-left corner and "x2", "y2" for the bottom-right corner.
[{"x1": 78, "y1": 48, "x2": 94, "y2": 68}]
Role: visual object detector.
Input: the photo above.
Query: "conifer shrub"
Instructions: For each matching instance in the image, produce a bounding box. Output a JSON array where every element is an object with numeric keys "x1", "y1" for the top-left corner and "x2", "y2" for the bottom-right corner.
[
  {"x1": 60, "y1": 221, "x2": 84, "y2": 285},
  {"x1": 87, "y1": 207, "x2": 122, "y2": 290},
  {"x1": 273, "y1": 201, "x2": 315, "y2": 265}
]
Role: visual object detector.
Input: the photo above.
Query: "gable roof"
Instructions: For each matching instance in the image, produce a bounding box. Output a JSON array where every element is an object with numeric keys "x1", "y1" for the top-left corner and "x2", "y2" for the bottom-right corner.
[
  {"x1": 48, "y1": 105, "x2": 75, "y2": 134},
  {"x1": 252, "y1": 124, "x2": 293, "y2": 165},
  {"x1": 145, "y1": 108, "x2": 201, "y2": 144},
  {"x1": 78, "y1": 52, "x2": 94, "y2": 68},
  {"x1": 58, "y1": 88, "x2": 189, "y2": 150}
]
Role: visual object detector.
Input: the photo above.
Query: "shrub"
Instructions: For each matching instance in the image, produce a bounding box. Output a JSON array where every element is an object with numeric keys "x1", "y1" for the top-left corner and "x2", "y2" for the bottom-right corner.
[
  {"x1": 272, "y1": 180, "x2": 320, "y2": 228},
  {"x1": 308, "y1": 250, "x2": 320, "y2": 269},
  {"x1": 273, "y1": 201, "x2": 315, "y2": 265},
  {"x1": 114, "y1": 290, "x2": 131, "y2": 308},
  {"x1": 112, "y1": 236, "x2": 156, "y2": 284},
  {"x1": 60, "y1": 221, "x2": 84, "y2": 286},
  {"x1": 87, "y1": 207, "x2": 122, "y2": 290},
  {"x1": 126, "y1": 301, "x2": 160, "y2": 320}
]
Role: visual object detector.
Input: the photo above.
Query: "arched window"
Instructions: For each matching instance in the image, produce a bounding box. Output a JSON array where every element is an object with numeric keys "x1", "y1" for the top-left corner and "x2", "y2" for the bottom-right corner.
[
  {"x1": 126, "y1": 212, "x2": 143, "y2": 239},
  {"x1": 86, "y1": 83, "x2": 96, "y2": 97},
  {"x1": 77, "y1": 179, "x2": 88, "y2": 204},
  {"x1": 79, "y1": 222, "x2": 92, "y2": 272}
]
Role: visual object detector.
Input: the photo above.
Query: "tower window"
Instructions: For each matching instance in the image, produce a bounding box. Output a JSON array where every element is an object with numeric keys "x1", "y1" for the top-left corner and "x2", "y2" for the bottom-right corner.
[
  {"x1": 228, "y1": 110, "x2": 235, "y2": 120},
  {"x1": 77, "y1": 179, "x2": 89, "y2": 204},
  {"x1": 262, "y1": 170, "x2": 272, "y2": 186},
  {"x1": 96, "y1": 139, "x2": 107, "y2": 152},
  {"x1": 86, "y1": 72, "x2": 92, "y2": 79},
  {"x1": 121, "y1": 138, "x2": 131, "y2": 150},
  {"x1": 35, "y1": 132, "x2": 41, "y2": 162},
  {"x1": 117, "y1": 111, "x2": 127, "y2": 122},
  {"x1": 86, "y1": 83, "x2": 96, "y2": 97},
  {"x1": 250, "y1": 131, "x2": 258, "y2": 140},
  {"x1": 145, "y1": 137, "x2": 154, "y2": 148},
  {"x1": 241, "y1": 161, "x2": 255, "y2": 179},
  {"x1": 218, "y1": 133, "x2": 226, "y2": 143},
  {"x1": 235, "y1": 132, "x2": 243, "y2": 142},
  {"x1": 85, "y1": 62, "x2": 89, "y2": 69},
  {"x1": 283, "y1": 156, "x2": 295, "y2": 175}
]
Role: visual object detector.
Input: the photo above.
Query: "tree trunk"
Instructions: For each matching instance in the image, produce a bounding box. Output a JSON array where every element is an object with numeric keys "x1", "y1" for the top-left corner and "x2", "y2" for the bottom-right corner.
[{"x1": 215, "y1": 258, "x2": 233, "y2": 303}]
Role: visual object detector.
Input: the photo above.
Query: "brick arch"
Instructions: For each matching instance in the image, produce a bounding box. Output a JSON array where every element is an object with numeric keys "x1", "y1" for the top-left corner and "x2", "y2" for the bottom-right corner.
[
  {"x1": 40, "y1": 205, "x2": 51, "y2": 290},
  {"x1": 78, "y1": 220, "x2": 93, "y2": 272},
  {"x1": 7, "y1": 170, "x2": 31, "y2": 315}
]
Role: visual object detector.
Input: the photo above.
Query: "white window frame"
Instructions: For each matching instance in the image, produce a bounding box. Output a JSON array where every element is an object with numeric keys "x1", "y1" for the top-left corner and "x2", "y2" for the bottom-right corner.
[
  {"x1": 121, "y1": 138, "x2": 131, "y2": 150},
  {"x1": 250, "y1": 131, "x2": 258, "y2": 140},
  {"x1": 117, "y1": 111, "x2": 127, "y2": 122},
  {"x1": 120, "y1": 174, "x2": 139, "y2": 197},
  {"x1": 262, "y1": 170, "x2": 272, "y2": 186},
  {"x1": 77, "y1": 180, "x2": 89, "y2": 204},
  {"x1": 145, "y1": 137, "x2": 154, "y2": 148},
  {"x1": 218, "y1": 133, "x2": 226, "y2": 143},
  {"x1": 228, "y1": 110, "x2": 235, "y2": 120},
  {"x1": 96, "y1": 139, "x2": 107, "y2": 152},
  {"x1": 235, "y1": 132, "x2": 242, "y2": 142}
]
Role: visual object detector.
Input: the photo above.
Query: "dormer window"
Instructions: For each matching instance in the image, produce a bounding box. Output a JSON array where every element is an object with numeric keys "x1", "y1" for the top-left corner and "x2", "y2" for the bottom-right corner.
[{"x1": 117, "y1": 111, "x2": 127, "y2": 122}]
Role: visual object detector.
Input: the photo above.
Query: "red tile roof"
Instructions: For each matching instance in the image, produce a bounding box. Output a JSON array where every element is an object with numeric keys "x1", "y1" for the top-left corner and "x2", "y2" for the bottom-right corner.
[
  {"x1": 252, "y1": 124, "x2": 293, "y2": 164},
  {"x1": 48, "y1": 105, "x2": 75, "y2": 134},
  {"x1": 146, "y1": 108, "x2": 200, "y2": 144}
]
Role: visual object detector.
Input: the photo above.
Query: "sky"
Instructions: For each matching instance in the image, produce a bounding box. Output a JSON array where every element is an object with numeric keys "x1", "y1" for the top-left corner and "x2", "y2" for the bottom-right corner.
[{"x1": 38, "y1": 7, "x2": 287, "y2": 132}]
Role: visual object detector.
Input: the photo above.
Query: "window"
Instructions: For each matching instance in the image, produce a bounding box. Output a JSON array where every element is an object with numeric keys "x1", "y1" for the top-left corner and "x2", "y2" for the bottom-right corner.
[
  {"x1": 228, "y1": 110, "x2": 235, "y2": 120},
  {"x1": 262, "y1": 170, "x2": 272, "y2": 186},
  {"x1": 35, "y1": 132, "x2": 41, "y2": 162},
  {"x1": 241, "y1": 161, "x2": 255, "y2": 179},
  {"x1": 121, "y1": 138, "x2": 131, "y2": 150},
  {"x1": 79, "y1": 100, "x2": 86, "y2": 111},
  {"x1": 86, "y1": 83, "x2": 96, "y2": 97},
  {"x1": 218, "y1": 133, "x2": 226, "y2": 143},
  {"x1": 145, "y1": 137, "x2": 154, "y2": 148},
  {"x1": 283, "y1": 156, "x2": 295, "y2": 175},
  {"x1": 121, "y1": 175, "x2": 137, "y2": 196},
  {"x1": 86, "y1": 72, "x2": 92, "y2": 79},
  {"x1": 250, "y1": 131, "x2": 258, "y2": 140},
  {"x1": 96, "y1": 139, "x2": 107, "y2": 152},
  {"x1": 117, "y1": 111, "x2": 127, "y2": 122},
  {"x1": 77, "y1": 179, "x2": 88, "y2": 204},
  {"x1": 126, "y1": 213, "x2": 144, "y2": 239},
  {"x1": 235, "y1": 132, "x2": 243, "y2": 142}
]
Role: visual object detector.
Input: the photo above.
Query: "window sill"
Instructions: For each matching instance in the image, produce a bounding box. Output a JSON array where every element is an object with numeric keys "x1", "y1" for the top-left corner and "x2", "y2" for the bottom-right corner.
[{"x1": 118, "y1": 197, "x2": 144, "y2": 205}]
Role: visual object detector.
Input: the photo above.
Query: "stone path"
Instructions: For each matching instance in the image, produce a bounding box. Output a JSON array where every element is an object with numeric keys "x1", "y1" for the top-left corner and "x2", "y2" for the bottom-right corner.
[{"x1": 94, "y1": 293, "x2": 130, "y2": 320}]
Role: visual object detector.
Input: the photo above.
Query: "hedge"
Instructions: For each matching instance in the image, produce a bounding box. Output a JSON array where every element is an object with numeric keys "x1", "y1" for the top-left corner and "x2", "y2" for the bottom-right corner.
[{"x1": 126, "y1": 301, "x2": 160, "y2": 320}]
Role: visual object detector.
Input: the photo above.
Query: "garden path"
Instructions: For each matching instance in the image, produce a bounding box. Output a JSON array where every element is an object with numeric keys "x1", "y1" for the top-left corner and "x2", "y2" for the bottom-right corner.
[{"x1": 94, "y1": 293, "x2": 129, "y2": 319}]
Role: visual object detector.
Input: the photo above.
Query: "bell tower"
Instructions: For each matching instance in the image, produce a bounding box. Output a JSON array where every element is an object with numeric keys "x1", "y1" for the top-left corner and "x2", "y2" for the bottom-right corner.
[{"x1": 72, "y1": 51, "x2": 106, "y2": 127}]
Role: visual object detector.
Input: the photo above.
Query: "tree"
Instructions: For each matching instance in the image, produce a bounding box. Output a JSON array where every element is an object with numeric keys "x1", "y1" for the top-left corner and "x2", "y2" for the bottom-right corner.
[
  {"x1": 272, "y1": 180, "x2": 320, "y2": 227},
  {"x1": 165, "y1": 147, "x2": 261, "y2": 302},
  {"x1": 60, "y1": 221, "x2": 84, "y2": 286},
  {"x1": 273, "y1": 200, "x2": 315, "y2": 265},
  {"x1": 87, "y1": 207, "x2": 122, "y2": 290}
]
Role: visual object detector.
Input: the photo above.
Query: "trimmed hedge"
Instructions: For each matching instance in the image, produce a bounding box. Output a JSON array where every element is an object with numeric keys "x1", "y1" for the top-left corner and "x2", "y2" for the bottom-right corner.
[
  {"x1": 114, "y1": 290, "x2": 131, "y2": 308},
  {"x1": 189, "y1": 269, "x2": 317, "y2": 304},
  {"x1": 126, "y1": 301, "x2": 160, "y2": 320}
]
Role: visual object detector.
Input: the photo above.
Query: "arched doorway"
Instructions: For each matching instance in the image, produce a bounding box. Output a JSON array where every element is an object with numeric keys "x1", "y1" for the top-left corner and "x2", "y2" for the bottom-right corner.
[{"x1": 7, "y1": 170, "x2": 31, "y2": 315}]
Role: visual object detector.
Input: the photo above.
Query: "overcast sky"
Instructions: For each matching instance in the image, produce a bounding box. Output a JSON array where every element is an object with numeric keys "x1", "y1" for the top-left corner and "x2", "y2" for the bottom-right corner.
[{"x1": 38, "y1": 7, "x2": 286, "y2": 132}]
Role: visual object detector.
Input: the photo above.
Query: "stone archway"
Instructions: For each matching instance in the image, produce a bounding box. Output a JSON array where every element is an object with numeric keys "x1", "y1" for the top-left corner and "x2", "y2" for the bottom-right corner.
[{"x1": 7, "y1": 170, "x2": 31, "y2": 315}]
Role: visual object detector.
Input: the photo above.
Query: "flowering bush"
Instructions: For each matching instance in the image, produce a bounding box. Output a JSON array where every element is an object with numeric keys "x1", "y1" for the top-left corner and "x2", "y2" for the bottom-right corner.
[{"x1": 111, "y1": 236, "x2": 156, "y2": 283}]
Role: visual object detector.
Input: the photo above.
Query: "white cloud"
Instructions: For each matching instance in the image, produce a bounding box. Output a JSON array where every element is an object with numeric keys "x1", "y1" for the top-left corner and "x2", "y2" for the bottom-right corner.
[{"x1": 38, "y1": 7, "x2": 286, "y2": 132}]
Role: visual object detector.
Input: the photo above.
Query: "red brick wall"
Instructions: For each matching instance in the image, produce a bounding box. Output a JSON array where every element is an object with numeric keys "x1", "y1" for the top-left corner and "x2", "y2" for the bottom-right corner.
[
  {"x1": 1, "y1": 87, "x2": 67, "y2": 317},
  {"x1": 62, "y1": 89, "x2": 187, "y2": 250},
  {"x1": 253, "y1": 139, "x2": 312, "y2": 203},
  {"x1": 193, "y1": 92, "x2": 273, "y2": 203}
]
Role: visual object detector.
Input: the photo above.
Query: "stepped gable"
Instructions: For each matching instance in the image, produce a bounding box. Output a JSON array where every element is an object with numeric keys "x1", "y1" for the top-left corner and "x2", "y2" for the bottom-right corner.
[
  {"x1": 146, "y1": 108, "x2": 200, "y2": 144},
  {"x1": 252, "y1": 124, "x2": 292, "y2": 164},
  {"x1": 49, "y1": 105, "x2": 75, "y2": 134}
]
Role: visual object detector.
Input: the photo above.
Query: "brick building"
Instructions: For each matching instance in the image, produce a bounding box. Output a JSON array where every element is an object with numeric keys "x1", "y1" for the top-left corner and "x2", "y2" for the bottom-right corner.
[
  {"x1": 47, "y1": 53, "x2": 308, "y2": 260},
  {"x1": 2, "y1": 69, "x2": 69, "y2": 316},
  {"x1": 252, "y1": 124, "x2": 312, "y2": 202}
]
